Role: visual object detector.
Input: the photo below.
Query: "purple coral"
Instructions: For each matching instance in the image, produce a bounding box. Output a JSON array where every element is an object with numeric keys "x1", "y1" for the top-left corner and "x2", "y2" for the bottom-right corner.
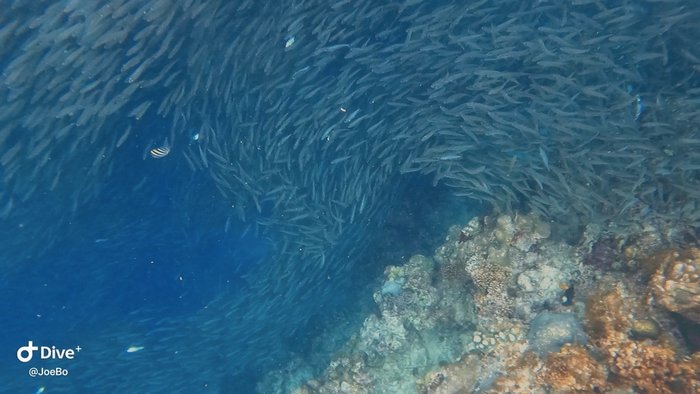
[{"x1": 583, "y1": 237, "x2": 617, "y2": 269}]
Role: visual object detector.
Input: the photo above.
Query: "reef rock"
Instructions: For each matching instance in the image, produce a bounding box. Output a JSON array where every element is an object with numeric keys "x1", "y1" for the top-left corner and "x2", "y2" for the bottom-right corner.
[
  {"x1": 527, "y1": 312, "x2": 587, "y2": 356},
  {"x1": 649, "y1": 248, "x2": 700, "y2": 323}
]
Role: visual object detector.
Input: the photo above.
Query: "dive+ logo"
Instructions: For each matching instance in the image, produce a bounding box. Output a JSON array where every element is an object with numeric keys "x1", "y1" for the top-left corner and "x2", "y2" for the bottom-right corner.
[{"x1": 17, "y1": 341, "x2": 80, "y2": 362}]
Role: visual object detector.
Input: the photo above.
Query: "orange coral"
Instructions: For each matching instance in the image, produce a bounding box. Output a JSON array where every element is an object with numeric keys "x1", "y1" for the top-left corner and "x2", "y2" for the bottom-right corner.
[
  {"x1": 584, "y1": 282, "x2": 699, "y2": 393},
  {"x1": 610, "y1": 340, "x2": 687, "y2": 393},
  {"x1": 584, "y1": 283, "x2": 630, "y2": 347},
  {"x1": 537, "y1": 344, "x2": 607, "y2": 393}
]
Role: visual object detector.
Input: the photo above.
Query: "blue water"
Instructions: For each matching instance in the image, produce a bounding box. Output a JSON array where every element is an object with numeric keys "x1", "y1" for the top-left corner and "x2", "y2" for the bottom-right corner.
[{"x1": 0, "y1": 114, "x2": 273, "y2": 391}]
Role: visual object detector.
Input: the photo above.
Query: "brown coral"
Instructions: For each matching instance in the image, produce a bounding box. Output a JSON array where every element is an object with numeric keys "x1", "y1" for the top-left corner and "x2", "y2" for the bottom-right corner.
[
  {"x1": 537, "y1": 344, "x2": 608, "y2": 393},
  {"x1": 439, "y1": 260, "x2": 468, "y2": 284},
  {"x1": 488, "y1": 352, "x2": 541, "y2": 394},
  {"x1": 417, "y1": 354, "x2": 482, "y2": 394},
  {"x1": 610, "y1": 340, "x2": 686, "y2": 393},
  {"x1": 584, "y1": 282, "x2": 699, "y2": 393},
  {"x1": 678, "y1": 353, "x2": 700, "y2": 393},
  {"x1": 649, "y1": 247, "x2": 700, "y2": 323},
  {"x1": 470, "y1": 262, "x2": 512, "y2": 319}
]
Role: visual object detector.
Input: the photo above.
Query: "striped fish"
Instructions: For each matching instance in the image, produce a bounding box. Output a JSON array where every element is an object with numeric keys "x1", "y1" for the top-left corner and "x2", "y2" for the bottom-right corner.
[
  {"x1": 146, "y1": 137, "x2": 172, "y2": 159},
  {"x1": 149, "y1": 145, "x2": 171, "y2": 159}
]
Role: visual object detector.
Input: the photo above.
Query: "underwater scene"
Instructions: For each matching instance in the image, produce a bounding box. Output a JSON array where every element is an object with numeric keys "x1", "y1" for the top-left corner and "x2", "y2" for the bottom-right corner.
[{"x1": 1, "y1": 0, "x2": 699, "y2": 393}]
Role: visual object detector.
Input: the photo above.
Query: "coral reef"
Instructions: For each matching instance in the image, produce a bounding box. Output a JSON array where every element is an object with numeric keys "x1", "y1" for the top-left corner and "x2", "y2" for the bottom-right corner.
[
  {"x1": 278, "y1": 212, "x2": 700, "y2": 393},
  {"x1": 434, "y1": 213, "x2": 581, "y2": 327},
  {"x1": 579, "y1": 217, "x2": 684, "y2": 274},
  {"x1": 289, "y1": 254, "x2": 477, "y2": 393}
]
